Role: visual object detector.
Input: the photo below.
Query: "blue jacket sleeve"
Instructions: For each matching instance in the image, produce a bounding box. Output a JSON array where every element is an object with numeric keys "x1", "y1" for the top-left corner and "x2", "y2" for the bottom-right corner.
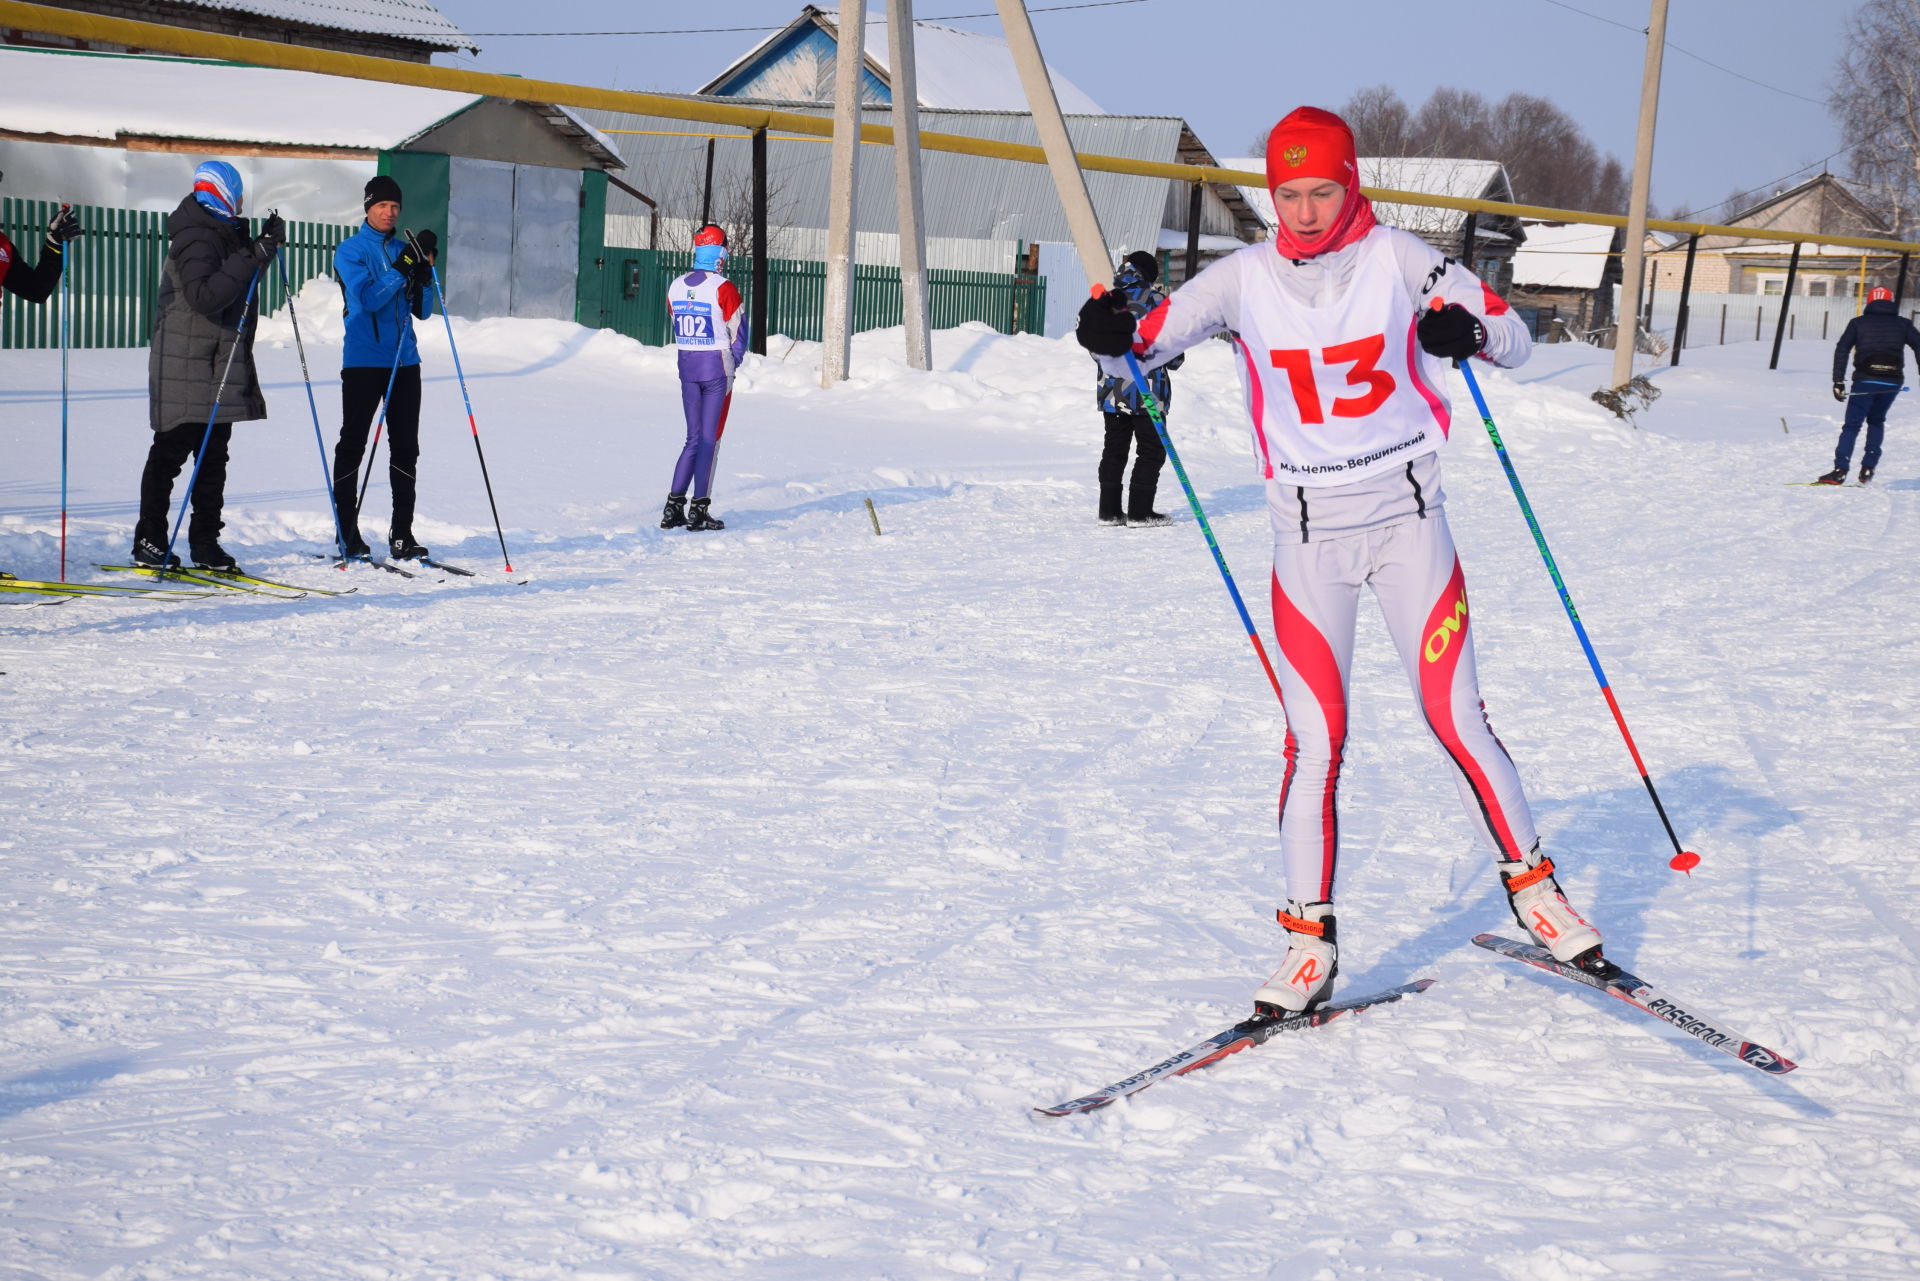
[{"x1": 336, "y1": 235, "x2": 407, "y2": 319}]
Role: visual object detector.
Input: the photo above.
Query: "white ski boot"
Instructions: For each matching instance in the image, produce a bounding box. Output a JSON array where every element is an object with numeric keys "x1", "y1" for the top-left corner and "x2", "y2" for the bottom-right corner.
[
  {"x1": 1253, "y1": 900, "x2": 1338, "y2": 1015},
  {"x1": 1499, "y1": 844, "x2": 1608, "y2": 972}
]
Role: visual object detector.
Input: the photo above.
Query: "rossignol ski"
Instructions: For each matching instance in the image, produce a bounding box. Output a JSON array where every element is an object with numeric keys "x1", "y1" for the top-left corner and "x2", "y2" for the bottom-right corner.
[
  {"x1": 1036, "y1": 979, "x2": 1435, "y2": 1117},
  {"x1": 1474, "y1": 934, "x2": 1796, "y2": 1074}
]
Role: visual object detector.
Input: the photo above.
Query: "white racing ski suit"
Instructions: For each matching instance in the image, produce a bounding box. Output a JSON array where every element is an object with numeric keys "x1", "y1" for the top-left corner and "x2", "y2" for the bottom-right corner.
[{"x1": 1099, "y1": 225, "x2": 1536, "y2": 902}]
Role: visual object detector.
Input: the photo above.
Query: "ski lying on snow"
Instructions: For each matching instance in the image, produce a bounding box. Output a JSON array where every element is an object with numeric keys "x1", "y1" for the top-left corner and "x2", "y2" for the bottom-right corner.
[
  {"x1": 311, "y1": 553, "x2": 417, "y2": 579},
  {"x1": 194, "y1": 567, "x2": 356, "y2": 596},
  {"x1": 1035, "y1": 979, "x2": 1437, "y2": 1118},
  {"x1": 98, "y1": 565, "x2": 306, "y2": 599},
  {"x1": 1473, "y1": 934, "x2": 1796, "y2": 1075},
  {"x1": 1, "y1": 572, "x2": 213, "y2": 600},
  {"x1": 418, "y1": 557, "x2": 476, "y2": 577}
]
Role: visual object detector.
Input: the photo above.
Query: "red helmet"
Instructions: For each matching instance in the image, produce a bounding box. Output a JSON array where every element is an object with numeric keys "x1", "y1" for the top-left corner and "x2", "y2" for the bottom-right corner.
[
  {"x1": 1870, "y1": 286, "x2": 1894, "y2": 302},
  {"x1": 694, "y1": 224, "x2": 727, "y2": 248}
]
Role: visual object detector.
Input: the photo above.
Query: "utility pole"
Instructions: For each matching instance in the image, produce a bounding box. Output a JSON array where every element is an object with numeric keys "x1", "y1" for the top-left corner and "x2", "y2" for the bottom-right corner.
[
  {"x1": 1611, "y1": 0, "x2": 1669, "y2": 391},
  {"x1": 994, "y1": 0, "x2": 1111, "y2": 289},
  {"x1": 821, "y1": 0, "x2": 867, "y2": 386},
  {"x1": 888, "y1": 0, "x2": 932, "y2": 370}
]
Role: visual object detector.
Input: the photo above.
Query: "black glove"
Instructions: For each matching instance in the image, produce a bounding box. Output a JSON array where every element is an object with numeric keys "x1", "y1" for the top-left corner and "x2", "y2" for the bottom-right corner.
[
  {"x1": 1833, "y1": 381, "x2": 1847, "y2": 403},
  {"x1": 396, "y1": 233, "x2": 435, "y2": 285},
  {"x1": 1075, "y1": 290, "x2": 1136, "y2": 357},
  {"x1": 46, "y1": 204, "x2": 84, "y2": 244},
  {"x1": 412, "y1": 228, "x2": 438, "y2": 260},
  {"x1": 1417, "y1": 302, "x2": 1487, "y2": 361},
  {"x1": 253, "y1": 211, "x2": 286, "y2": 260}
]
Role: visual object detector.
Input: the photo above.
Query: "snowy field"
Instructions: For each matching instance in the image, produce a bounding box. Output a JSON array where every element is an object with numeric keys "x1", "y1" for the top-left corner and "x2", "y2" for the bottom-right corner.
[{"x1": 2, "y1": 297, "x2": 1917, "y2": 1280}]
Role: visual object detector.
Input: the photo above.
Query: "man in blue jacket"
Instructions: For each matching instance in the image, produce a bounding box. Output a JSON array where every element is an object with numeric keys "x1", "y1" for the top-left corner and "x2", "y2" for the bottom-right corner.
[
  {"x1": 1822, "y1": 284, "x2": 1920, "y2": 484},
  {"x1": 331, "y1": 174, "x2": 435, "y2": 559}
]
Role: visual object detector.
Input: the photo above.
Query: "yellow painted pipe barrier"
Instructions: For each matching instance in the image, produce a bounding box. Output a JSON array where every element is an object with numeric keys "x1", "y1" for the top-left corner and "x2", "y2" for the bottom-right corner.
[{"x1": 6, "y1": 1, "x2": 1919, "y2": 257}]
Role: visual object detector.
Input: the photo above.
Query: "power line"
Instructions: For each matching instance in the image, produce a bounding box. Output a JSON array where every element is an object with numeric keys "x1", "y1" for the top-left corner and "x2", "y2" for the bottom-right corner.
[
  {"x1": 1670, "y1": 145, "x2": 1850, "y2": 222},
  {"x1": 440, "y1": 0, "x2": 1150, "y2": 39},
  {"x1": 1533, "y1": 0, "x2": 1830, "y2": 109}
]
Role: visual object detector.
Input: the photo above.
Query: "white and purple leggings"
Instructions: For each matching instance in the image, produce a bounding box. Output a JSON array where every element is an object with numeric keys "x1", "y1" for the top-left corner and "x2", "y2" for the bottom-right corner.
[{"x1": 1270, "y1": 509, "x2": 1537, "y2": 902}]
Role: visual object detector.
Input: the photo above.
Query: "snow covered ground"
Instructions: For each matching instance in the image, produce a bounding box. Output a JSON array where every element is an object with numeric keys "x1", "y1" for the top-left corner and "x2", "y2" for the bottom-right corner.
[{"x1": 2, "y1": 301, "x2": 1917, "y2": 1280}]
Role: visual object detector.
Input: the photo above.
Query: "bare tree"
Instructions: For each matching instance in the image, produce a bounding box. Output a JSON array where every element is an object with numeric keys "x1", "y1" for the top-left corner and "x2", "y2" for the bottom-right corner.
[
  {"x1": 1340, "y1": 84, "x2": 1413, "y2": 157},
  {"x1": 1832, "y1": 0, "x2": 1920, "y2": 238}
]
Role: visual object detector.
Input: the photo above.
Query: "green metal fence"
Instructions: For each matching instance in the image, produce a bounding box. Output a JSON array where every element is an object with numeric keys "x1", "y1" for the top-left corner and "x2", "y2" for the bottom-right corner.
[
  {"x1": 1, "y1": 198, "x2": 353, "y2": 350},
  {"x1": 587, "y1": 248, "x2": 1047, "y2": 347}
]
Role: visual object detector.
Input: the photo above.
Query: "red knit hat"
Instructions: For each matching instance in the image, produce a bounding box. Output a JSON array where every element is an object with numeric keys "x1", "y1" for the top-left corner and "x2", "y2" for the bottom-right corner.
[
  {"x1": 1264, "y1": 106, "x2": 1375, "y2": 259},
  {"x1": 1265, "y1": 106, "x2": 1359, "y2": 190}
]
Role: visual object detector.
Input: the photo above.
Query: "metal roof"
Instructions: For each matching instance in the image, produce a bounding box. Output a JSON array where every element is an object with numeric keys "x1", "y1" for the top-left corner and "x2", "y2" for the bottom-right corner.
[
  {"x1": 577, "y1": 98, "x2": 1258, "y2": 260},
  {"x1": 163, "y1": 0, "x2": 478, "y2": 52}
]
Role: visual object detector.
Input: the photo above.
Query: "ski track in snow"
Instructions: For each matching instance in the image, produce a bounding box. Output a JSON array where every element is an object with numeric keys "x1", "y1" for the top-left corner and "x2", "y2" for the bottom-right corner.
[{"x1": 2, "y1": 302, "x2": 1917, "y2": 1279}]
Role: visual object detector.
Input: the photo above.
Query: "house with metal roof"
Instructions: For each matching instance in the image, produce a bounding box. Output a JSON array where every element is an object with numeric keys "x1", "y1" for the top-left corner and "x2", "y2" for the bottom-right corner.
[
  {"x1": 0, "y1": 45, "x2": 623, "y2": 326},
  {"x1": 1639, "y1": 173, "x2": 1899, "y2": 300},
  {"x1": 3, "y1": 0, "x2": 477, "y2": 63},
  {"x1": 697, "y1": 5, "x2": 1101, "y2": 113},
  {"x1": 1509, "y1": 220, "x2": 1624, "y2": 337}
]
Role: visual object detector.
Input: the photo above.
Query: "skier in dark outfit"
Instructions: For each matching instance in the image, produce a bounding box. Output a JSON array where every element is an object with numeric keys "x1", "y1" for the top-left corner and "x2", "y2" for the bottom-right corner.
[
  {"x1": 1822, "y1": 284, "x2": 1920, "y2": 484},
  {"x1": 134, "y1": 161, "x2": 283, "y2": 571},
  {"x1": 1094, "y1": 251, "x2": 1181, "y2": 526},
  {"x1": 0, "y1": 171, "x2": 84, "y2": 576},
  {"x1": 331, "y1": 175, "x2": 437, "y2": 560}
]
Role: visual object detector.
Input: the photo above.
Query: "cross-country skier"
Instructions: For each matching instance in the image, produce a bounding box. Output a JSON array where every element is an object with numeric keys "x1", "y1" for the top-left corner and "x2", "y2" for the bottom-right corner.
[
  {"x1": 1076, "y1": 106, "x2": 1607, "y2": 1015},
  {"x1": 0, "y1": 170, "x2": 83, "y2": 574},
  {"x1": 660, "y1": 224, "x2": 747, "y2": 533},
  {"x1": 1094, "y1": 250, "x2": 1182, "y2": 526},
  {"x1": 135, "y1": 161, "x2": 283, "y2": 572},
  {"x1": 1820, "y1": 284, "x2": 1919, "y2": 484},
  {"x1": 331, "y1": 174, "x2": 437, "y2": 560}
]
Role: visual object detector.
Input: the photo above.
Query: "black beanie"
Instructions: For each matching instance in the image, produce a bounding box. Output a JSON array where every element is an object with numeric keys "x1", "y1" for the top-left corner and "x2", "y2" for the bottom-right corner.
[
  {"x1": 1122, "y1": 250, "x2": 1159, "y2": 285},
  {"x1": 364, "y1": 175, "x2": 403, "y2": 211}
]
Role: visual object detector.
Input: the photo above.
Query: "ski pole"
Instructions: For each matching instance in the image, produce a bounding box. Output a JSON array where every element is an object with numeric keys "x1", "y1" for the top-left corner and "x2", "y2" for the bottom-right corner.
[
  {"x1": 58, "y1": 234, "x2": 71, "y2": 582},
  {"x1": 162, "y1": 262, "x2": 264, "y2": 575},
  {"x1": 355, "y1": 291, "x2": 409, "y2": 514},
  {"x1": 1451, "y1": 340, "x2": 1700, "y2": 875},
  {"x1": 1121, "y1": 348, "x2": 1285, "y2": 706},
  {"x1": 413, "y1": 232, "x2": 514, "y2": 573},
  {"x1": 272, "y1": 247, "x2": 349, "y2": 559}
]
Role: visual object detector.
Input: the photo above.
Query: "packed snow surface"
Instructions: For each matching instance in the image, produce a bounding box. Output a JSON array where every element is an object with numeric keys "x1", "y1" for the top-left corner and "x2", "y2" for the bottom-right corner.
[{"x1": 3, "y1": 305, "x2": 1917, "y2": 1279}]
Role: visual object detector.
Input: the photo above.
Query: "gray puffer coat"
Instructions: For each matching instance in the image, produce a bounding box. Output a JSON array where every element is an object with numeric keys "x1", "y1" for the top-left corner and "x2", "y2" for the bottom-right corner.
[{"x1": 147, "y1": 195, "x2": 267, "y2": 433}]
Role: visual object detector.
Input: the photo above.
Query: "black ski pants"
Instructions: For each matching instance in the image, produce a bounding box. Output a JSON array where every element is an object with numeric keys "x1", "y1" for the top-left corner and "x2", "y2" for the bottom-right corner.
[
  {"x1": 334, "y1": 363, "x2": 422, "y2": 541},
  {"x1": 135, "y1": 422, "x2": 232, "y2": 550},
  {"x1": 1098, "y1": 411, "x2": 1166, "y2": 518}
]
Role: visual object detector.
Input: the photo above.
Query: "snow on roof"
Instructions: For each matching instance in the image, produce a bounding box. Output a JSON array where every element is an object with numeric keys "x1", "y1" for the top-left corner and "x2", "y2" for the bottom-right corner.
[
  {"x1": 844, "y1": 10, "x2": 1103, "y2": 113},
  {"x1": 0, "y1": 47, "x2": 476, "y2": 150},
  {"x1": 167, "y1": 0, "x2": 477, "y2": 52},
  {"x1": 1361, "y1": 157, "x2": 1506, "y2": 233},
  {"x1": 1512, "y1": 221, "x2": 1615, "y2": 289},
  {"x1": 1219, "y1": 156, "x2": 1272, "y2": 230}
]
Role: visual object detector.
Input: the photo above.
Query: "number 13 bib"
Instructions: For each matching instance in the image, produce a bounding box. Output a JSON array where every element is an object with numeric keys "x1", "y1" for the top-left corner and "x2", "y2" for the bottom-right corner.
[{"x1": 1235, "y1": 228, "x2": 1452, "y2": 487}]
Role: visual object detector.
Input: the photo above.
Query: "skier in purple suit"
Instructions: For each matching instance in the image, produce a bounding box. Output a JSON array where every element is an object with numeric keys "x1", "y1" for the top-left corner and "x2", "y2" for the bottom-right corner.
[{"x1": 661, "y1": 224, "x2": 748, "y2": 532}]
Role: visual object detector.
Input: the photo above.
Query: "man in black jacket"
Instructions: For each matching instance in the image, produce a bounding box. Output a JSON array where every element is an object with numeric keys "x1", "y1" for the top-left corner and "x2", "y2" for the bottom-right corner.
[
  {"x1": 1823, "y1": 285, "x2": 1920, "y2": 484},
  {"x1": 134, "y1": 161, "x2": 283, "y2": 570}
]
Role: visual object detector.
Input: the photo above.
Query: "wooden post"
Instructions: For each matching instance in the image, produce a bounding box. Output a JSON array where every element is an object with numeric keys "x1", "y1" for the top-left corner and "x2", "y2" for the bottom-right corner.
[
  {"x1": 699, "y1": 137, "x2": 715, "y2": 228},
  {"x1": 1184, "y1": 180, "x2": 1202, "y2": 286},
  {"x1": 750, "y1": 126, "x2": 767, "y2": 356},
  {"x1": 1670, "y1": 233, "x2": 1697, "y2": 366},
  {"x1": 888, "y1": 0, "x2": 932, "y2": 371},
  {"x1": 821, "y1": 0, "x2": 867, "y2": 386},
  {"x1": 1612, "y1": 0, "x2": 1670, "y2": 390},
  {"x1": 1768, "y1": 242, "x2": 1801, "y2": 370},
  {"x1": 994, "y1": 0, "x2": 1112, "y2": 288}
]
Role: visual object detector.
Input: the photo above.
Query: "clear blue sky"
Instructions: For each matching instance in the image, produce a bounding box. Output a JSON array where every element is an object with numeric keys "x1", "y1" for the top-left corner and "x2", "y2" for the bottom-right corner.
[{"x1": 430, "y1": 0, "x2": 1846, "y2": 221}]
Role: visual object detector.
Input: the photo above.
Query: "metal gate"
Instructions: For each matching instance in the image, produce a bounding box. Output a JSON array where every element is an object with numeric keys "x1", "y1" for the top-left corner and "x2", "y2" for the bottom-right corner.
[{"x1": 446, "y1": 158, "x2": 578, "y2": 322}]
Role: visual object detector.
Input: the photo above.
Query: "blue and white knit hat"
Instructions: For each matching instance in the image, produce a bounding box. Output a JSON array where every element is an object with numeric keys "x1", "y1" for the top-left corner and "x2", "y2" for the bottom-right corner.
[{"x1": 191, "y1": 161, "x2": 243, "y2": 220}]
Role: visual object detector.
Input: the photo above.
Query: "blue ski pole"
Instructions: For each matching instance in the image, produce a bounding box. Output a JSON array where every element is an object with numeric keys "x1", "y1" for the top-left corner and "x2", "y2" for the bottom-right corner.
[
  {"x1": 1450, "y1": 333, "x2": 1699, "y2": 874},
  {"x1": 1121, "y1": 348, "x2": 1284, "y2": 705},
  {"x1": 410, "y1": 231, "x2": 513, "y2": 573},
  {"x1": 355, "y1": 292, "x2": 409, "y2": 519},
  {"x1": 272, "y1": 247, "x2": 349, "y2": 559},
  {"x1": 163, "y1": 263, "x2": 263, "y2": 575}
]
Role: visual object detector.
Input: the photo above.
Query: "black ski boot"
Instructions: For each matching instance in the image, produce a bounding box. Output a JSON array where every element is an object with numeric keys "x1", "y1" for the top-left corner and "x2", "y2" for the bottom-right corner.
[
  {"x1": 685, "y1": 497, "x2": 726, "y2": 532},
  {"x1": 1815, "y1": 468, "x2": 1847, "y2": 485},
  {"x1": 131, "y1": 536, "x2": 181, "y2": 569},
  {"x1": 389, "y1": 533, "x2": 429, "y2": 562},
  {"x1": 190, "y1": 542, "x2": 239, "y2": 572},
  {"x1": 1098, "y1": 483, "x2": 1126, "y2": 527},
  {"x1": 1127, "y1": 510, "x2": 1173, "y2": 527},
  {"x1": 340, "y1": 532, "x2": 372, "y2": 560},
  {"x1": 660, "y1": 492, "x2": 688, "y2": 530},
  {"x1": 1860, "y1": 465, "x2": 1876, "y2": 483}
]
